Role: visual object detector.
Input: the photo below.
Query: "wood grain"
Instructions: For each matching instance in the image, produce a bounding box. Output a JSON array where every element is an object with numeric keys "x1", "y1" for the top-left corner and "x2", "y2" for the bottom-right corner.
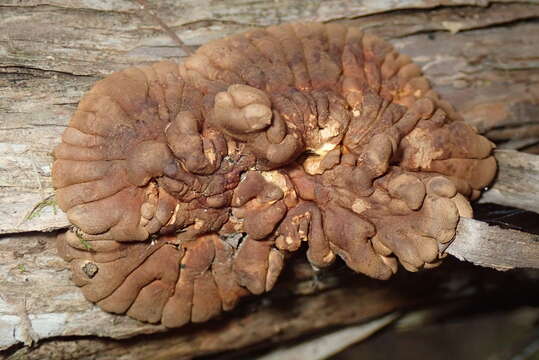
[
  {"x1": 2, "y1": 1, "x2": 539, "y2": 358},
  {"x1": 448, "y1": 217, "x2": 539, "y2": 270},
  {"x1": 480, "y1": 150, "x2": 539, "y2": 214}
]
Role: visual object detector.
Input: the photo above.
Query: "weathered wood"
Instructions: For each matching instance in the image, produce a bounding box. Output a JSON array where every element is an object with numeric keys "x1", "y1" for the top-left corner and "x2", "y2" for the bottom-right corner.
[
  {"x1": 2, "y1": 1, "x2": 539, "y2": 359},
  {"x1": 480, "y1": 150, "x2": 539, "y2": 214},
  {"x1": 2, "y1": 1, "x2": 539, "y2": 234},
  {"x1": 448, "y1": 217, "x2": 539, "y2": 270}
]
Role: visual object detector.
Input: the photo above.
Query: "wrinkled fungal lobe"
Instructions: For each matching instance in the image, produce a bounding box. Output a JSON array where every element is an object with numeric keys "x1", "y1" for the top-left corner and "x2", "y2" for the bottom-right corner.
[{"x1": 53, "y1": 23, "x2": 496, "y2": 327}]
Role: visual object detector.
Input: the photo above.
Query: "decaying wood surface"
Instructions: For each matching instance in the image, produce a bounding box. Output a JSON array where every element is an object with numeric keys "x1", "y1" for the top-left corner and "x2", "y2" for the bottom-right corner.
[
  {"x1": 2, "y1": 1, "x2": 539, "y2": 359},
  {"x1": 480, "y1": 150, "x2": 539, "y2": 214},
  {"x1": 448, "y1": 218, "x2": 539, "y2": 270}
]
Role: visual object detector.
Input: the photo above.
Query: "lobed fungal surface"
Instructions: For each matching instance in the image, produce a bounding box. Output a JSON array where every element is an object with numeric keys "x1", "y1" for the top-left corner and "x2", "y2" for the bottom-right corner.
[{"x1": 53, "y1": 22, "x2": 496, "y2": 327}]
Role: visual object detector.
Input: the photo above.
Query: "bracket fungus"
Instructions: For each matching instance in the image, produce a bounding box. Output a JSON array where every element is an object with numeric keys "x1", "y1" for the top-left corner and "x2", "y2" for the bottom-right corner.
[{"x1": 53, "y1": 22, "x2": 496, "y2": 327}]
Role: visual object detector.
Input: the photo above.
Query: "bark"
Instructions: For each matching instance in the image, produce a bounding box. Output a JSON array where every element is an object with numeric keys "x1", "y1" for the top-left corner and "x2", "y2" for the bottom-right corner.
[
  {"x1": 2, "y1": 1, "x2": 539, "y2": 359},
  {"x1": 448, "y1": 217, "x2": 539, "y2": 270},
  {"x1": 479, "y1": 150, "x2": 539, "y2": 214}
]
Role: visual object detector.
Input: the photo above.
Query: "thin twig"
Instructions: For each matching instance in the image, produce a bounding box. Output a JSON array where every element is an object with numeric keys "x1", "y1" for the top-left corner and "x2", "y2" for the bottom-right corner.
[
  {"x1": 134, "y1": 0, "x2": 193, "y2": 55},
  {"x1": 480, "y1": 150, "x2": 539, "y2": 214},
  {"x1": 447, "y1": 218, "x2": 539, "y2": 271},
  {"x1": 18, "y1": 193, "x2": 57, "y2": 226}
]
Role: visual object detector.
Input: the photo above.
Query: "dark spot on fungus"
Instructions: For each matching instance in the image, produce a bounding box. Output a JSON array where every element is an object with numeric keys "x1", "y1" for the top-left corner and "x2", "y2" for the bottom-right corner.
[{"x1": 53, "y1": 22, "x2": 496, "y2": 327}]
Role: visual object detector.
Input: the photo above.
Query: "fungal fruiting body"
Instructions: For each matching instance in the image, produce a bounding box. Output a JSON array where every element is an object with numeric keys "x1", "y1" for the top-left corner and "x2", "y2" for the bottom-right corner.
[{"x1": 53, "y1": 23, "x2": 496, "y2": 327}]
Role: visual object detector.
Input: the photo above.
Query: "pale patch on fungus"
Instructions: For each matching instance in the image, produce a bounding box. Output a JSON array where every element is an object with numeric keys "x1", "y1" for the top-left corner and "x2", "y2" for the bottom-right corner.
[
  {"x1": 260, "y1": 171, "x2": 289, "y2": 193},
  {"x1": 319, "y1": 120, "x2": 341, "y2": 141},
  {"x1": 302, "y1": 143, "x2": 340, "y2": 175},
  {"x1": 403, "y1": 127, "x2": 444, "y2": 169},
  {"x1": 351, "y1": 198, "x2": 371, "y2": 214}
]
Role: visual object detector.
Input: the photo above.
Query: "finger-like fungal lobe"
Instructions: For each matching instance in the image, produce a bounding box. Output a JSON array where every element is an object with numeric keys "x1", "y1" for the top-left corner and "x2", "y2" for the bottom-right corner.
[{"x1": 53, "y1": 23, "x2": 496, "y2": 327}]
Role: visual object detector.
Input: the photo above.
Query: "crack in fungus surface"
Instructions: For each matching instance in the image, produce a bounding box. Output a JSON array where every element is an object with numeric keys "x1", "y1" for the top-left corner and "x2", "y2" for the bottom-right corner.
[{"x1": 52, "y1": 22, "x2": 496, "y2": 327}]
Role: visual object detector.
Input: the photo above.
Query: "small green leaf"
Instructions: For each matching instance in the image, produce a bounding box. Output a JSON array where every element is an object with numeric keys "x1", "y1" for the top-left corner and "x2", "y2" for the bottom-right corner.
[
  {"x1": 23, "y1": 194, "x2": 58, "y2": 222},
  {"x1": 17, "y1": 264, "x2": 27, "y2": 273},
  {"x1": 76, "y1": 231, "x2": 93, "y2": 250}
]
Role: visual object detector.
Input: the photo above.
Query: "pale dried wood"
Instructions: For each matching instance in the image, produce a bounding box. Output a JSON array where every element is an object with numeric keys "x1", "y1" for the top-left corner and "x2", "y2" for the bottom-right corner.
[
  {"x1": 448, "y1": 217, "x2": 539, "y2": 270},
  {"x1": 480, "y1": 150, "x2": 539, "y2": 214},
  {"x1": 2, "y1": 1, "x2": 539, "y2": 359}
]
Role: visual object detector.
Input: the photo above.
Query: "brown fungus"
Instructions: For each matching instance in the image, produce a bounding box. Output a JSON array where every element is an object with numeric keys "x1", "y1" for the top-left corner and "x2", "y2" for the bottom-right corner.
[{"x1": 53, "y1": 22, "x2": 496, "y2": 327}]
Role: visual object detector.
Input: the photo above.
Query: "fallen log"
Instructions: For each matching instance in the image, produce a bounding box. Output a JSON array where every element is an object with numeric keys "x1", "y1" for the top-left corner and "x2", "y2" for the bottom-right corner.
[{"x1": 2, "y1": 1, "x2": 539, "y2": 359}]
